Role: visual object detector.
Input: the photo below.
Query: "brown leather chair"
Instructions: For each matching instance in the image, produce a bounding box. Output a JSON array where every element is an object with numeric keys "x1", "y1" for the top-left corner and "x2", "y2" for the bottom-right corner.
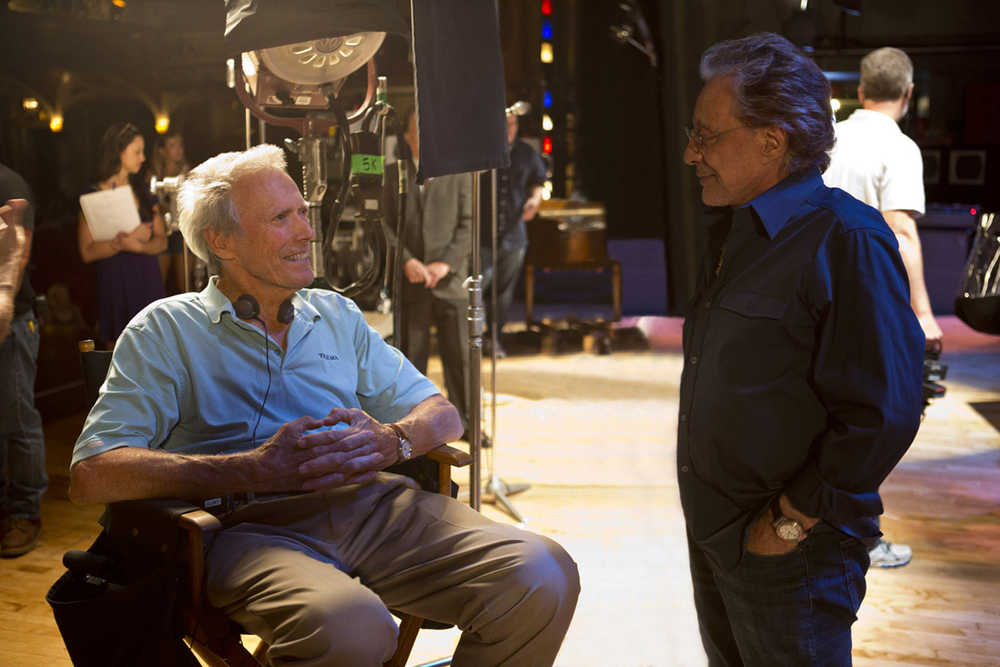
[{"x1": 62, "y1": 339, "x2": 471, "y2": 666}]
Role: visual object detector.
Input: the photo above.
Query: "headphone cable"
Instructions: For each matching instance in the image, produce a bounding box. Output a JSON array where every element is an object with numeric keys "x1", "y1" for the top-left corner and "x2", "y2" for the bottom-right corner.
[{"x1": 249, "y1": 320, "x2": 273, "y2": 448}]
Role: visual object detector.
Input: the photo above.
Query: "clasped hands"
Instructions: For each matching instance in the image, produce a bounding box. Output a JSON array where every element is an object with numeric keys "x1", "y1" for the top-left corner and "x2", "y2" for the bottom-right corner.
[
  {"x1": 1, "y1": 199, "x2": 28, "y2": 262},
  {"x1": 252, "y1": 407, "x2": 401, "y2": 493},
  {"x1": 404, "y1": 258, "x2": 450, "y2": 288},
  {"x1": 110, "y1": 222, "x2": 153, "y2": 253}
]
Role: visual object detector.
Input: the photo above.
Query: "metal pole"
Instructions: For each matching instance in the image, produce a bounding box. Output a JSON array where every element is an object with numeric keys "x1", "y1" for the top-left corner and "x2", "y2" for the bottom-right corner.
[
  {"x1": 467, "y1": 171, "x2": 484, "y2": 511},
  {"x1": 481, "y1": 168, "x2": 528, "y2": 524},
  {"x1": 489, "y1": 169, "x2": 498, "y2": 466}
]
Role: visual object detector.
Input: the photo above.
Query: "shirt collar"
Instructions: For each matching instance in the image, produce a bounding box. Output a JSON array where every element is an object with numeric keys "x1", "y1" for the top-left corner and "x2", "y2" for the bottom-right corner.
[
  {"x1": 847, "y1": 108, "x2": 902, "y2": 132},
  {"x1": 199, "y1": 276, "x2": 320, "y2": 325},
  {"x1": 201, "y1": 276, "x2": 232, "y2": 324},
  {"x1": 745, "y1": 168, "x2": 824, "y2": 239}
]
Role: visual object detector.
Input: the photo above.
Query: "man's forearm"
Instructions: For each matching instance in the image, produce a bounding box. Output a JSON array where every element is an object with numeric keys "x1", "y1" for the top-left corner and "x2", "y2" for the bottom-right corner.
[
  {"x1": 0, "y1": 245, "x2": 24, "y2": 342},
  {"x1": 0, "y1": 286, "x2": 14, "y2": 342},
  {"x1": 69, "y1": 445, "x2": 260, "y2": 506},
  {"x1": 883, "y1": 210, "x2": 934, "y2": 319},
  {"x1": 392, "y1": 394, "x2": 463, "y2": 458}
]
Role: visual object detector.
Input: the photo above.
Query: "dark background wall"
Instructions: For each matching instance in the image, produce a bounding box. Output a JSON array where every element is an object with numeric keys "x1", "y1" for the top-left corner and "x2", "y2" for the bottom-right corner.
[{"x1": 1, "y1": 0, "x2": 998, "y2": 319}]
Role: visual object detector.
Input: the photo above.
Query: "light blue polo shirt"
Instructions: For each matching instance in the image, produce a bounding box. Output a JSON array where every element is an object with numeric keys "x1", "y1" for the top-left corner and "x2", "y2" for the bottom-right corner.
[{"x1": 73, "y1": 278, "x2": 439, "y2": 466}]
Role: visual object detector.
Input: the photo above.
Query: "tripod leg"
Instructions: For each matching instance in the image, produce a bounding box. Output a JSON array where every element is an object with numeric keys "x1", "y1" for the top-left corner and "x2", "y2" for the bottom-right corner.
[{"x1": 483, "y1": 477, "x2": 530, "y2": 525}]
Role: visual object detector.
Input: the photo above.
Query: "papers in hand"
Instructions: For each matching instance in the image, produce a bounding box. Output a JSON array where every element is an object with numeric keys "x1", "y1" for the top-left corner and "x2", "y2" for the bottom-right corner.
[{"x1": 79, "y1": 186, "x2": 141, "y2": 242}]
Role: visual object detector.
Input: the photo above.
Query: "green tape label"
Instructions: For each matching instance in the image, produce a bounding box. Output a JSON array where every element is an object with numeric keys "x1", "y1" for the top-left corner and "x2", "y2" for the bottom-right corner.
[{"x1": 351, "y1": 154, "x2": 384, "y2": 175}]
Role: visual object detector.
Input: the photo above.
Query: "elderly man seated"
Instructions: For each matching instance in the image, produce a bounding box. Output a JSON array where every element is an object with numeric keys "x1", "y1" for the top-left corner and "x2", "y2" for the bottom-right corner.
[{"x1": 69, "y1": 145, "x2": 579, "y2": 667}]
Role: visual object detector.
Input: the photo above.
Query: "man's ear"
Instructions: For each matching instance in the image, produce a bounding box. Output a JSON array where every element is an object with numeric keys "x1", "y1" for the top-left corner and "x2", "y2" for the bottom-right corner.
[
  {"x1": 204, "y1": 228, "x2": 234, "y2": 262},
  {"x1": 760, "y1": 126, "x2": 787, "y2": 162}
]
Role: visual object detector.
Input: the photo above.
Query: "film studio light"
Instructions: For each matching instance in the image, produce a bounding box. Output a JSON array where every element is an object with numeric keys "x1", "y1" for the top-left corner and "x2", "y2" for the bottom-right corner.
[
  {"x1": 238, "y1": 32, "x2": 384, "y2": 111},
  {"x1": 232, "y1": 33, "x2": 386, "y2": 291},
  {"x1": 222, "y1": 1, "x2": 409, "y2": 294}
]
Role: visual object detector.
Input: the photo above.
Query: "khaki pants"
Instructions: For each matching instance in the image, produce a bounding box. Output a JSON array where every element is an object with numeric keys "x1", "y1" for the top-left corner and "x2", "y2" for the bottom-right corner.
[{"x1": 205, "y1": 474, "x2": 579, "y2": 666}]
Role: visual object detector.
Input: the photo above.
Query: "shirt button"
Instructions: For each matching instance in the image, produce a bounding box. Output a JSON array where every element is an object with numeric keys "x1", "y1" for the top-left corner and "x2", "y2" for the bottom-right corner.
[
  {"x1": 680, "y1": 465, "x2": 690, "y2": 473},
  {"x1": 679, "y1": 413, "x2": 687, "y2": 423},
  {"x1": 689, "y1": 355, "x2": 698, "y2": 365},
  {"x1": 704, "y1": 299, "x2": 712, "y2": 308}
]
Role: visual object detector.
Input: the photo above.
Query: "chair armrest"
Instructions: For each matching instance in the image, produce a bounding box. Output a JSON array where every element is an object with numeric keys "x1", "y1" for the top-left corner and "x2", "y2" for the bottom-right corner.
[
  {"x1": 425, "y1": 444, "x2": 472, "y2": 496},
  {"x1": 177, "y1": 509, "x2": 223, "y2": 608},
  {"x1": 426, "y1": 443, "x2": 472, "y2": 468}
]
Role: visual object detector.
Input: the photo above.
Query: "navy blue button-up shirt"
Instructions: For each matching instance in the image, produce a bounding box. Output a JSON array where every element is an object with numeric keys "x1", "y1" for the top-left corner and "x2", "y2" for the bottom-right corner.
[{"x1": 678, "y1": 169, "x2": 924, "y2": 571}]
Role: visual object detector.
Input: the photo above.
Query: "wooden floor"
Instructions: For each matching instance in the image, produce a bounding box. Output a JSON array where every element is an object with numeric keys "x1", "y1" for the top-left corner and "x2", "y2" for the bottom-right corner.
[{"x1": 2, "y1": 315, "x2": 998, "y2": 666}]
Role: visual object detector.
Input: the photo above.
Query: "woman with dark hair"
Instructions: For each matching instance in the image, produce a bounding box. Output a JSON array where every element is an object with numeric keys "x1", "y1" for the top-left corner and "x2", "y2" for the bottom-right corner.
[{"x1": 78, "y1": 122, "x2": 167, "y2": 346}]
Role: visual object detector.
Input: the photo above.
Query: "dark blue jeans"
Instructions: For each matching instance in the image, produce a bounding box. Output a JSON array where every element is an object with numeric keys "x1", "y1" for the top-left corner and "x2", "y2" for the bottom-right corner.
[
  {"x1": 1, "y1": 311, "x2": 47, "y2": 519},
  {"x1": 687, "y1": 523, "x2": 869, "y2": 666}
]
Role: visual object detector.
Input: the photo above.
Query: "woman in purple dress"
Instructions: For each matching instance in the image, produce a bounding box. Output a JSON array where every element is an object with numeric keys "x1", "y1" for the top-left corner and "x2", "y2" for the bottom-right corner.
[{"x1": 78, "y1": 122, "x2": 167, "y2": 347}]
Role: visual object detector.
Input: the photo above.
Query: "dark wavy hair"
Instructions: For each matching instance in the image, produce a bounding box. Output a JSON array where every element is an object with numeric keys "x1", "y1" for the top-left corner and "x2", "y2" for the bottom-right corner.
[
  {"x1": 700, "y1": 32, "x2": 834, "y2": 175},
  {"x1": 96, "y1": 122, "x2": 143, "y2": 182}
]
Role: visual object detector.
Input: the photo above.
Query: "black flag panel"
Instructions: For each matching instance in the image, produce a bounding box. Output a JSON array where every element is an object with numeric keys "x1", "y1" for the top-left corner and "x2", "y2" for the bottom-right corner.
[
  {"x1": 411, "y1": 0, "x2": 510, "y2": 179},
  {"x1": 223, "y1": 0, "x2": 409, "y2": 55}
]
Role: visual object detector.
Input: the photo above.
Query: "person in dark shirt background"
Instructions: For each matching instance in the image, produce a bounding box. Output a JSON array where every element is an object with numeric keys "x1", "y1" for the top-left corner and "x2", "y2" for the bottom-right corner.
[
  {"x1": 0, "y1": 166, "x2": 47, "y2": 558},
  {"x1": 481, "y1": 109, "x2": 546, "y2": 358},
  {"x1": 678, "y1": 33, "x2": 924, "y2": 665},
  {"x1": 384, "y1": 108, "x2": 474, "y2": 441}
]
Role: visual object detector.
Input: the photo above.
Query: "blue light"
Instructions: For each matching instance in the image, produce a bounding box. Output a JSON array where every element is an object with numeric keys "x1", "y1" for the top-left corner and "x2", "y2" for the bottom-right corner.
[
  {"x1": 543, "y1": 90, "x2": 553, "y2": 108},
  {"x1": 542, "y1": 20, "x2": 553, "y2": 40}
]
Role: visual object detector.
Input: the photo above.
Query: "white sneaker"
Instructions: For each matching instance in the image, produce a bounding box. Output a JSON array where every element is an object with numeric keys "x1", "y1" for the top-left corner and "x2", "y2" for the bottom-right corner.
[{"x1": 869, "y1": 538, "x2": 912, "y2": 568}]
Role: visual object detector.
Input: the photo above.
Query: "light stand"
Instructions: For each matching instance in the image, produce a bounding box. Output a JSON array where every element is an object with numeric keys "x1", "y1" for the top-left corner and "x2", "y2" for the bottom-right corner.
[
  {"x1": 464, "y1": 169, "x2": 529, "y2": 524},
  {"x1": 466, "y1": 173, "x2": 484, "y2": 511},
  {"x1": 481, "y1": 168, "x2": 529, "y2": 524}
]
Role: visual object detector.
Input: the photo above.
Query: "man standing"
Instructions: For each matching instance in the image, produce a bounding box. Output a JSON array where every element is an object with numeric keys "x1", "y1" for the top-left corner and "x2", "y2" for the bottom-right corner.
[
  {"x1": 70, "y1": 144, "x2": 579, "y2": 666},
  {"x1": 384, "y1": 109, "x2": 473, "y2": 439},
  {"x1": 0, "y1": 164, "x2": 47, "y2": 558},
  {"x1": 825, "y1": 47, "x2": 941, "y2": 346},
  {"x1": 482, "y1": 110, "x2": 546, "y2": 357},
  {"x1": 824, "y1": 47, "x2": 936, "y2": 568},
  {"x1": 679, "y1": 33, "x2": 923, "y2": 664}
]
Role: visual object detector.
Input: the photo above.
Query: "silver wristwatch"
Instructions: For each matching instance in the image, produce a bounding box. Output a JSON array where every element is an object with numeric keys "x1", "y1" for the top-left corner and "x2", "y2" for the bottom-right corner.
[
  {"x1": 770, "y1": 496, "x2": 806, "y2": 542},
  {"x1": 388, "y1": 423, "x2": 413, "y2": 463}
]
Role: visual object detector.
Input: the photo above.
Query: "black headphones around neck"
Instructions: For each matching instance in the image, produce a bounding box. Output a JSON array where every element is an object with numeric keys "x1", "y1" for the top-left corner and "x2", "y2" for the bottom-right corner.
[{"x1": 234, "y1": 294, "x2": 294, "y2": 325}]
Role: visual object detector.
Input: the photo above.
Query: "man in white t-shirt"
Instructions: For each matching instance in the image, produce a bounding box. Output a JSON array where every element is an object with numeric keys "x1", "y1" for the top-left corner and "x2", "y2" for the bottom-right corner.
[
  {"x1": 825, "y1": 46, "x2": 942, "y2": 345},
  {"x1": 825, "y1": 46, "x2": 935, "y2": 569}
]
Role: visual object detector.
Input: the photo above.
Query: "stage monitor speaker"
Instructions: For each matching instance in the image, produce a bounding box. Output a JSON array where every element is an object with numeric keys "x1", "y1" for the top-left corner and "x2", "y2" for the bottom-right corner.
[
  {"x1": 948, "y1": 149, "x2": 987, "y2": 186},
  {"x1": 919, "y1": 204, "x2": 979, "y2": 314}
]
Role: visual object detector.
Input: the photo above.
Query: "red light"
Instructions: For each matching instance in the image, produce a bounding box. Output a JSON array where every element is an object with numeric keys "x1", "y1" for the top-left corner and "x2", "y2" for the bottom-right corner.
[
  {"x1": 542, "y1": 136, "x2": 553, "y2": 154},
  {"x1": 970, "y1": 208, "x2": 978, "y2": 216},
  {"x1": 541, "y1": 0, "x2": 552, "y2": 15}
]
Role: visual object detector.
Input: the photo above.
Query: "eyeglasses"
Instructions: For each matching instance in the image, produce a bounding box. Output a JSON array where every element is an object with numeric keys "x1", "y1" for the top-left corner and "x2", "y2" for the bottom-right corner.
[{"x1": 683, "y1": 124, "x2": 746, "y2": 152}]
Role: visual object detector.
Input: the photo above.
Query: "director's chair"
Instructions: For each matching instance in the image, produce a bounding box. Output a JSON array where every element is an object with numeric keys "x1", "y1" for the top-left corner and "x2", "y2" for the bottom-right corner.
[{"x1": 50, "y1": 339, "x2": 471, "y2": 666}]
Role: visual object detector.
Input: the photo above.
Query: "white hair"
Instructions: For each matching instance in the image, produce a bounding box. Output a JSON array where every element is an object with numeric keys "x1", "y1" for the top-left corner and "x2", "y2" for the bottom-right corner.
[{"x1": 177, "y1": 144, "x2": 288, "y2": 274}]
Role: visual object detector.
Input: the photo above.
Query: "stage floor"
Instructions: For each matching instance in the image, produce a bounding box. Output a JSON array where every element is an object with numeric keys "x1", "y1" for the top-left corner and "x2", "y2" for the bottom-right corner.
[{"x1": 2, "y1": 316, "x2": 998, "y2": 666}]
